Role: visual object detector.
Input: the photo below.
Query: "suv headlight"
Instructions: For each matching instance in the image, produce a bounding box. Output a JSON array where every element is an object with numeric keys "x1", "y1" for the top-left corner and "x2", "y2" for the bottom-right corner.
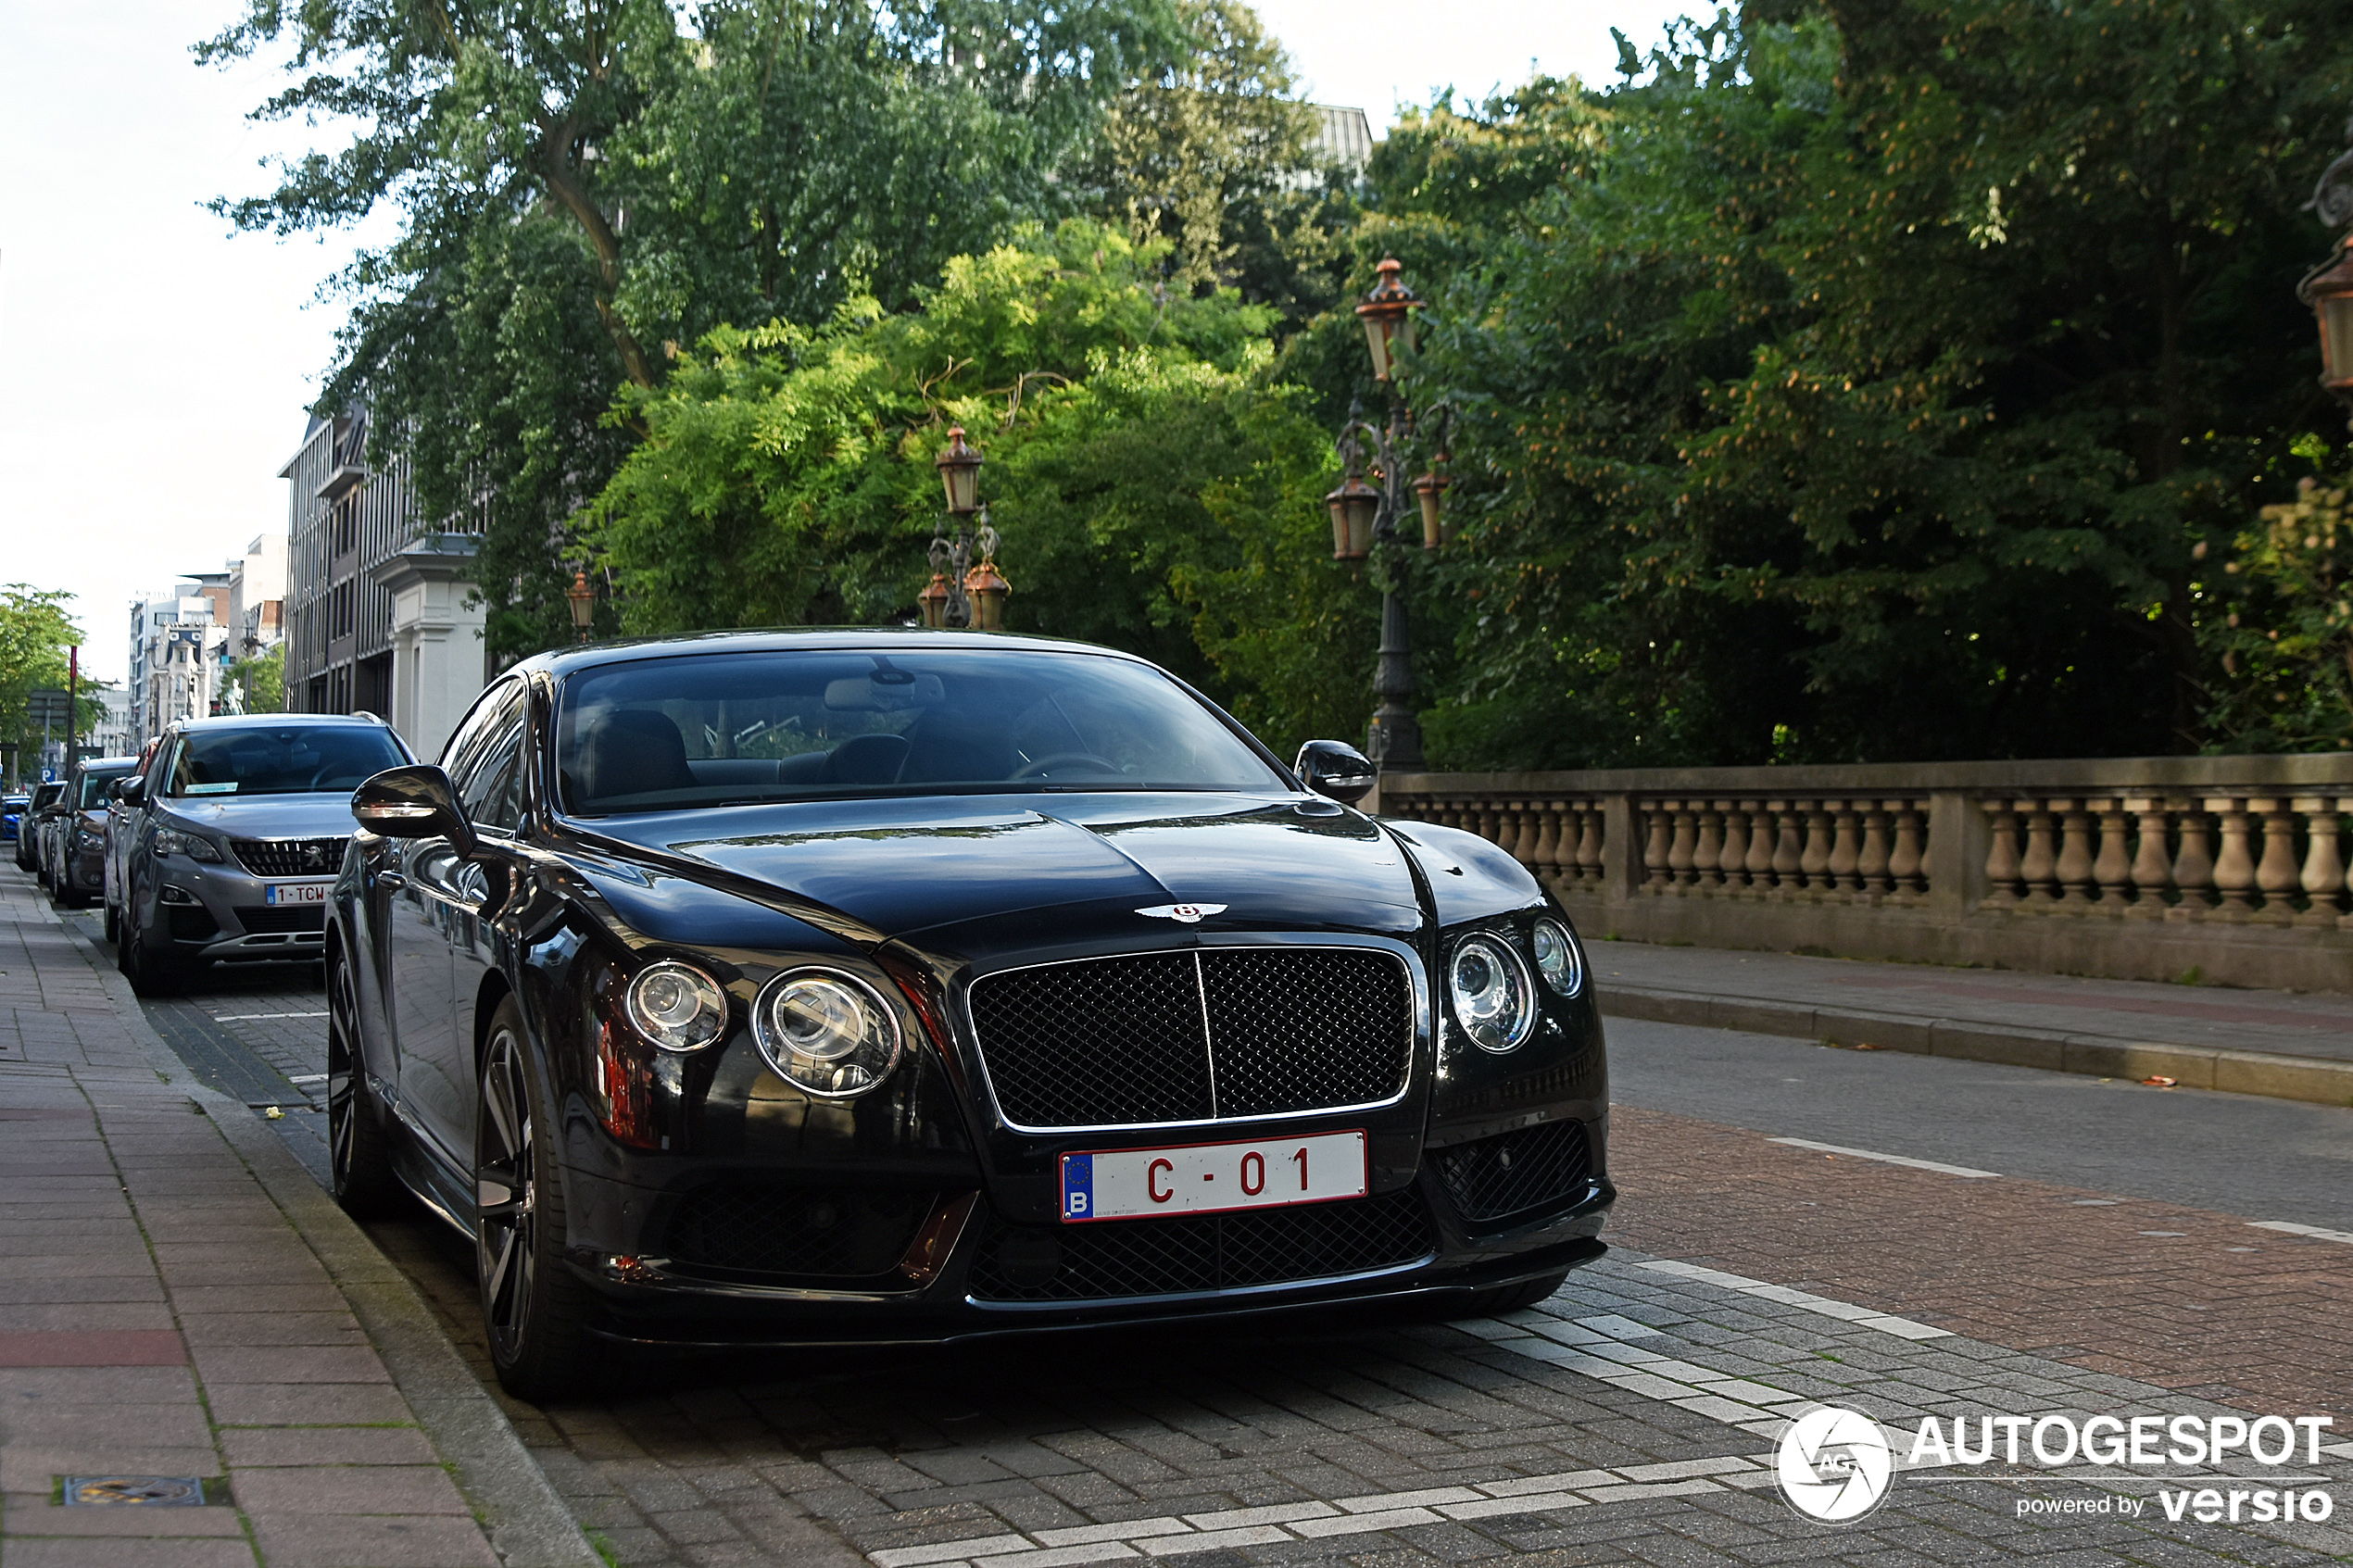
[
  {"x1": 752, "y1": 970, "x2": 902, "y2": 1098},
  {"x1": 153, "y1": 828, "x2": 223, "y2": 862},
  {"x1": 1531, "y1": 918, "x2": 1585, "y2": 997},
  {"x1": 1448, "y1": 933, "x2": 1536, "y2": 1053},
  {"x1": 623, "y1": 961, "x2": 729, "y2": 1052},
  {"x1": 76, "y1": 826, "x2": 106, "y2": 849}
]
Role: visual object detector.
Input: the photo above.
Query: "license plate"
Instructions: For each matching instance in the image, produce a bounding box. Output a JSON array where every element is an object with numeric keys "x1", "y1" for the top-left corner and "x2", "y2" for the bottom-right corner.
[
  {"x1": 1061, "y1": 1130, "x2": 1367, "y2": 1223},
  {"x1": 264, "y1": 883, "x2": 330, "y2": 907}
]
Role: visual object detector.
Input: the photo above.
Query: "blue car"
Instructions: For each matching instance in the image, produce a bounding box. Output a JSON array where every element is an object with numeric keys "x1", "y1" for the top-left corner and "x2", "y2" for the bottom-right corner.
[{"x1": 2, "y1": 794, "x2": 27, "y2": 845}]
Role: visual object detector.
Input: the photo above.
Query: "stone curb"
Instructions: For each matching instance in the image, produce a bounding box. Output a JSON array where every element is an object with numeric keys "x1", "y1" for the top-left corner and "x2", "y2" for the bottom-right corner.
[
  {"x1": 1598, "y1": 985, "x2": 2353, "y2": 1108},
  {"x1": 64, "y1": 909, "x2": 601, "y2": 1568}
]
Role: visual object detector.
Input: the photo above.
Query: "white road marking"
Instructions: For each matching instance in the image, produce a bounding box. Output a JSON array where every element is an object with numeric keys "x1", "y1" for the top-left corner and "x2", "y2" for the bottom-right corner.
[
  {"x1": 2248, "y1": 1219, "x2": 2353, "y2": 1246},
  {"x1": 210, "y1": 1011, "x2": 329, "y2": 1021},
  {"x1": 1634, "y1": 1259, "x2": 1953, "y2": 1339},
  {"x1": 1767, "y1": 1135, "x2": 2000, "y2": 1179}
]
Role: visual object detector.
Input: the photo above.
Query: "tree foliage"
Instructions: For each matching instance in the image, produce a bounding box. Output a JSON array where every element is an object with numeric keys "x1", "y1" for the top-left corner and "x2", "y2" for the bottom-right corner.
[
  {"x1": 0, "y1": 587, "x2": 96, "y2": 776},
  {"x1": 2203, "y1": 469, "x2": 2353, "y2": 750}
]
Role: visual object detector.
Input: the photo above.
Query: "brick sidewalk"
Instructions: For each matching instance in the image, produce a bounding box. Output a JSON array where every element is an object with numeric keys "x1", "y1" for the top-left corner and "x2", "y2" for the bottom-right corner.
[
  {"x1": 1606, "y1": 1104, "x2": 2353, "y2": 1423},
  {"x1": 0, "y1": 878, "x2": 504, "y2": 1566}
]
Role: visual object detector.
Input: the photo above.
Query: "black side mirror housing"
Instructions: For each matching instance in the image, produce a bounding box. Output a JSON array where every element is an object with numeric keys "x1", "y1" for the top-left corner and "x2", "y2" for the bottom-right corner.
[
  {"x1": 1294, "y1": 740, "x2": 1378, "y2": 806},
  {"x1": 115, "y1": 776, "x2": 146, "y2": 808},
  {"x1": 351, "y1": 764, "x2": 476, "y2": 854}
]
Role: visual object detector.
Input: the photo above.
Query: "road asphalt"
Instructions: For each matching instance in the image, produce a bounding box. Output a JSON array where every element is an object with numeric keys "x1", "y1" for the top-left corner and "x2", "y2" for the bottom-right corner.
[{"x1": 4, "y1": 859, "x2": 2348, "y2": 1568}]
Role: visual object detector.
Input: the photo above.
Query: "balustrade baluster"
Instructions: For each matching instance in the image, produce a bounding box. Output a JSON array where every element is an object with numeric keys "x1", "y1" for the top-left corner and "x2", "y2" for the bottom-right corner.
[
  {"x1": 1530, "y1": 801, "x2": 1563, "y2": 877},
  {"x1": 1642, "y1": 802, "x2": 1672, "y2": 889},
  {"x1": 1716, "y1": 800, "x2": 1748, "y2": 891},
  {"x1": 2168, "y1": 800, "x2": 2215, "y2": 917},
  {"x1": 2292, "y1": 796, "x2": 2347, "y2": 925},
  {"x1": 1690, "y1": 803, "x2": 1722, "y2": 889},
  {"x1": 2054, "y1": 800, "x2": 2095, "y2": 906},
  {"x1": 1798, "y1": 800, "x2": 1834, "y2": 891},
  {"x1": 2208, "y1": 797, "x2": 2256, "y2": 911},
  {"x1": 1827, "y1": 802, "x2": 1862, "y2": 893},
  {"x1": 1901, "y1": 799, "x2": 1932, "y2": 897},
  {"x1": 1858, "y1": 805, "x2": 1892, "y2": 895},
  {"x1": 2017, "y1": 799, "x2": 2059, "y2": 903},
  {"x1": 2124, "y1": 797, "x2": 2171, "y2": 917},
  {"x1": 1662, "y1": 801, "x2": 1695, "y2": 889},
  {"x1": 2091, "y1": 797, "x2": 2133, "y2": 911},
  {"x1": 1768, "y1": 801, "x2": 1802, "y2": 891},
  {"x1": 2252, "y1": 797, "x2": 2301, "y2": 921},
  {"x1": 1474, "y1": 801, "x2": 1503, "y2": 850},
  {"x1": 1739, "y1": 804, "x2": 1769, "y2": 891},
  {"x1": 1502, "y1": 800, "x2": 1534, "y2": 866},
  {"x1": 1575, "y1": 805, "x2": 1604, "y2": 884},
  {"x1": 1981, "y1": 801, "x2": 2020, "y2": 905}
]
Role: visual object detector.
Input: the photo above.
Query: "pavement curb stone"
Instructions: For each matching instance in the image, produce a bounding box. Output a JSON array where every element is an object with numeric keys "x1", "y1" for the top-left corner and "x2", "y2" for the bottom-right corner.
[
  {"x1": 1600, "y1": 984, "x2": 2353, "y2": 1107},
  {"x1": 70, "y1": 909, "x2": 601, "y2": 1568}
]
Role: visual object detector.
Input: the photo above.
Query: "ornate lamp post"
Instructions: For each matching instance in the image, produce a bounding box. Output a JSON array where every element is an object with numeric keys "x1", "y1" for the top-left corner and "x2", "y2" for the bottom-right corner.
[
  {"x1": 565, "y1": 569, "x2": 596, "y2": 644},
  {"x1": 922, "y1": 427, "x2": 1010, "y2": 630},
  {"x1": 2303, "y1": 131, "x2": 2353, "y2": 425},
  {"x1": 1333, "y1": 257, "x2": 1453, "y2": 771}
]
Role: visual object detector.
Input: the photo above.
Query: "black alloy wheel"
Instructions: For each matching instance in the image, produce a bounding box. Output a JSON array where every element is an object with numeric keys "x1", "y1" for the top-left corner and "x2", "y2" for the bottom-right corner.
[
  {"x1": 103, "y1": 898, "x2": 119, "y2": 946},
  {"x1": 325, "y1": 943, "x2": 397, "y2": 1216},
  {"x1": 118, "y1": 908, "x2": 182, "y2": 997},
  {"x1": 474, "y1": 997, "x2": 595, "y2": 1399}
]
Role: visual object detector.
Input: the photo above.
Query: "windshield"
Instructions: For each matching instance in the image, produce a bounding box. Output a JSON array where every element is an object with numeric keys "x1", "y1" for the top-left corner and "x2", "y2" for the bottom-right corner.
[
  {"x1": 73, "y1": 768, "x2": 131, "y2": 809},
  {"x1": 556, "y1": 647, "x2": 1284, "y2": 815},
  {"x1": 166, "y1": 726, "x2": 408, "y2": 799}
]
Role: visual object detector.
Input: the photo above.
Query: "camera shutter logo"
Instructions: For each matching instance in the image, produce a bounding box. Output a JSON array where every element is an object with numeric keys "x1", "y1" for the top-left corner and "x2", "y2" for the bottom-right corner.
[{"x1": 1777, "y1": 1405, "x2": 1894, "y2": 1524}]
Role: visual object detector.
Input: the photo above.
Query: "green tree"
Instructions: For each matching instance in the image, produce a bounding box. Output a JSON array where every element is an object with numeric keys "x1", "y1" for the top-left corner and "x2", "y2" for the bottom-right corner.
[
  {"x1": 2202, "y1": 471, "x2": 2353, "y2": 750},
  {"x1": 229, "y1": 645, "x2": 288, "y2": 716},
  {"x1": 0, "y1": 586, "x2": 90, "y2": 779}
]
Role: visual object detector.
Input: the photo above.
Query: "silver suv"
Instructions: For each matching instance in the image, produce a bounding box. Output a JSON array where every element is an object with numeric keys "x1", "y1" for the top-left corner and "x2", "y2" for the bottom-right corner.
[{"x1": 114, "y1": 714, "x2": 413, "y2": 995}]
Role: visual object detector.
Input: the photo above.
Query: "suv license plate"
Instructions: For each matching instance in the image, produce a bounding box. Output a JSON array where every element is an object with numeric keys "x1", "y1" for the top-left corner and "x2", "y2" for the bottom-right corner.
[
  {"x1": 263, "y1": 883, "x2": 331, "y2": 907},
  {"x1": 1061, "y1": 1130, "x2": 1367, "y2": 1223}
]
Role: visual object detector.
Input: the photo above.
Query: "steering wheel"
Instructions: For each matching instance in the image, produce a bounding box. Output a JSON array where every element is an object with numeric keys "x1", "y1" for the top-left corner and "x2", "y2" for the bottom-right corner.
[{"x1": 1012, "y1": 753, "x2": 1126, "y2": 782}]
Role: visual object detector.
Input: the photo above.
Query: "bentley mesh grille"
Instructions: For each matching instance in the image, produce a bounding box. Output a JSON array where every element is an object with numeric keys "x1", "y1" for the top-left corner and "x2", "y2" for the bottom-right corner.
[
  {"x1": 1429, "y1": 1121, "x2": 1592, "y2": 1223},
  {"x1": 662, "y1": 1185, "x2": 934, "y2": 1278},
  {"x1": 968, "y1": 1190, "x2": 1434, "y2": 1302},
  {"x1": 231, "y1": 837, "x2": 347, "y2": 878},
  {"x1": 967, "y1": 947, "x2": 1413, "y2": 1130}
]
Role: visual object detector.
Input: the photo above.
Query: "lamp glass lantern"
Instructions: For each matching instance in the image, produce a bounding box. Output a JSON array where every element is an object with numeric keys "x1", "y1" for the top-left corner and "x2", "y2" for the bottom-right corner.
[
  {"x1": 964, "y1": 559, "x2": 1010, "y2": 631},
  {"x1": 936, "y1": 426, "x2": 984, "y2": 514},
  {"x1": 1355, "y1": 257, "x2": 1420, "y2": 383},
  {"x1": 565, "y1": 570, "x2": 596, "y2": 639},
  {"x1": 1413, "y1": 470, "x2": 1451, "y2": 549},
  {"x1": 1325, "y1": 476, "x2": 1380, "y2": 559},
  {"x1": 917, "y1": 572, "x2": 950, "y2": 629}
]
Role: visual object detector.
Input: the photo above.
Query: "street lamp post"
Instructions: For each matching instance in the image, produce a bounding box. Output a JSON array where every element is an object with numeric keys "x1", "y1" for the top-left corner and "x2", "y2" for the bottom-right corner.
[
  {"x1": 922, "y1": 426, "x2": 1010, "y2": 631},
  {"x1": 1331, "y1": 257, "x2": 1452, "y2": 772},
  {"x1": 566, "y1": 569, "x2": 596, "y2": 644}
]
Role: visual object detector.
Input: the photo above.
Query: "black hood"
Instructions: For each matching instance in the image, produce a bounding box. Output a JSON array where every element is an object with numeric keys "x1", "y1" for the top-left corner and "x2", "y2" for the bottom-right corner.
[{"x1": 577, "y1": 790, "x2": 1426, "y2": 943}]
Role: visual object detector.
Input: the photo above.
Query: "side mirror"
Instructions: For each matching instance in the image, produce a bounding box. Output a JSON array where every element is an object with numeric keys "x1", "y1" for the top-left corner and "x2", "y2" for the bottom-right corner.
[
  {"x1": 351, "y1": 764, "x2": 476, "y2": 854},
  {"x1": 115, "y1": 776, "x2": 146, "y2": 808},
  {"x1": 1294, "y1": 740, "x2": 1377, "y2": 806}
]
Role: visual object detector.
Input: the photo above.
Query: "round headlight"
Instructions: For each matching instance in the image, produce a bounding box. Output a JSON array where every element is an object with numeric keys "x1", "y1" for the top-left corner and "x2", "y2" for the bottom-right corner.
[
  {"x1": 753, "y1": 971, "x2": 902, "y2": 1098},
  {"x1": 1532, "y1": 918, "x2": 1584, "y2": 997},
  {"x1": 1449, "y1": 933, "x2": 1535, "y2": 1053},
  {"x1": 624, "y1": 961, "x2": 729, "y2": 1052}
]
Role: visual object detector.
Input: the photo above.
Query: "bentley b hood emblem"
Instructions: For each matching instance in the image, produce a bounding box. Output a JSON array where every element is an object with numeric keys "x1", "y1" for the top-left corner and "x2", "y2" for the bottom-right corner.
[{"x1": 1137, "y1": 903, "x2": 1227, "y2": 924}]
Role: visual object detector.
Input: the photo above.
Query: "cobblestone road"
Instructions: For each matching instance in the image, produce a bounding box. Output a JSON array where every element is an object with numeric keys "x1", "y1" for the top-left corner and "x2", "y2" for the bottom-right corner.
[{"x1": 59, "y1": 901, "x2": 2353, "y2": 1568}]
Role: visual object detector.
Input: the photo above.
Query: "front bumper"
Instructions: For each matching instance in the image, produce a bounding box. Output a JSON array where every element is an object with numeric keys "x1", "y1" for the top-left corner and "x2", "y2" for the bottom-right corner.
[
  {"x1": 549, "y1": 1123, "x2": 1614, "y2": 1347},
  {"x1": 155, "y1": 859, "x2": 333, "y2": 963}
]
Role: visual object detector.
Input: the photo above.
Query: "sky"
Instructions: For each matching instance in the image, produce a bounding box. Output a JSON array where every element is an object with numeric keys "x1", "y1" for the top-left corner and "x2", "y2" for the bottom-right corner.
[{"x1": 0, "y1": 0, "x2": 1692, "y2": 687}]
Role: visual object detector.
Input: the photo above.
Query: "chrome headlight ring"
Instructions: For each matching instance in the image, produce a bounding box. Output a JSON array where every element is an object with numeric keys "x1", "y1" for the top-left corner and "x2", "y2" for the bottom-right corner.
[
  {"x1": 1447, "y1": 931, "x2": 1538, "y2": 1053},
  {"x1": 1531, "y1": 917, "x2": 1586, "y2": 998},
  {"x1": 623, "y1": 960, "x2": 730, "y2": 1053},
  {"x1": 751, "y1": 968, "x2": 903, "y2": 1099}
]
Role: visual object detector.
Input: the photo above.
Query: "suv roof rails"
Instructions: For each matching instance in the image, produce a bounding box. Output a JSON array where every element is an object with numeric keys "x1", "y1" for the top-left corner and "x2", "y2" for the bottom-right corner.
[{"x1": 352, "y1": 709, "x2": 387, "y2": 725}]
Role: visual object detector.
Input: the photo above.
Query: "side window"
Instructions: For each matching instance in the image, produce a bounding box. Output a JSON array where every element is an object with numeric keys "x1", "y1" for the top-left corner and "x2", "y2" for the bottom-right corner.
[
  {"x1": 440, "y1": 682, "x2": 522, "y2": 798},
  {"x1": 452, "y1": 684, "x2": 530, "y2": 834}
]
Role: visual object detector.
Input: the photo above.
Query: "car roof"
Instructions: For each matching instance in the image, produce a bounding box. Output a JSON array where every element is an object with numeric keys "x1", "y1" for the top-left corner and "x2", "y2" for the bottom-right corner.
[
  {"x1": 510, "y1": 626, "x2": 1162, "y2": 683},
  {"x1": 74, "y1": 757, "x2": 138, "y2": 771},
  {"x1": 170, "y1": 713, "x2": 393, "y2": 733}
]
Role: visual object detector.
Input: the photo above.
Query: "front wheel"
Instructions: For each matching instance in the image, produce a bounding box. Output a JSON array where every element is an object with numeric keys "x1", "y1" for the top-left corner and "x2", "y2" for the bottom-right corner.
[
  {"x1": 119, "y1": 910, "x2": 183, "y2": 997},
  {"x1": 475, "y1": 998, "x2": 597, "y2": 1399},
  {"x1": 103, "y1": 899, "x2": 120, "y2": 945},
  {"x1": 326, "y1": 944, "x2": 399, "y2": 1217}
]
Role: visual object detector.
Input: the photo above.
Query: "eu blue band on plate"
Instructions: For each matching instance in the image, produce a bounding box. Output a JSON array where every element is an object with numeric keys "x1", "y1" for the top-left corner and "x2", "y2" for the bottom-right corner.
[{"x1": 1063, "y1": 1154, "x2": 1093, "y2": 1220}]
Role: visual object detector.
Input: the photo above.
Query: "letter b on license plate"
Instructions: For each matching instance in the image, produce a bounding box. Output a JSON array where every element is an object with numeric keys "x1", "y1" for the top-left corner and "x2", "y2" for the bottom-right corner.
[{"x1": 1062, "y1": 1130, "x2": 1367, "y2": 1222}]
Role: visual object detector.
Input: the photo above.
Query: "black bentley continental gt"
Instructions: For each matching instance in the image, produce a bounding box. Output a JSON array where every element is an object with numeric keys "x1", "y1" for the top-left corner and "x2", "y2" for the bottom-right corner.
[{"x1": 331, "y1": 631, "x2": 1612, "y2": 1397}]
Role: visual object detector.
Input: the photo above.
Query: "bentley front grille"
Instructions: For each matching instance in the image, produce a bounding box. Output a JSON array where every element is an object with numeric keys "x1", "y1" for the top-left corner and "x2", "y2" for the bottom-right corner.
[
  {"x1": 966, "y1": 947, "x2": 1413, "y2": 1130},
  {"x1": 230, "y1": 837, "x2": 347, "y2": 878}
]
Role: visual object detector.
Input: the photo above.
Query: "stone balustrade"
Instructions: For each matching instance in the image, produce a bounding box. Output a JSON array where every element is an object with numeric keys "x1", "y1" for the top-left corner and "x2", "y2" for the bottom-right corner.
[{"x1": 1378, "y1": 757, "x2": 2353, "y2": 991}]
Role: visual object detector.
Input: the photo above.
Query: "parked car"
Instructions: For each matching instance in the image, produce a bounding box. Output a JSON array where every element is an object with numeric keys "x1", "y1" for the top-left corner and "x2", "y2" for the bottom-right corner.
[
  {"x1": 44, "y1": 756, "x2": 137, "y2": 908},
  {"x1": 15, "y1": 783, "x2": 62, "y2": 872},
  {"x1": 1, "y1": 794, "x2": 27, "y2": 847},
  {"x1": 331, "y1": 631, "x2": 1614, "y2": 1399},
  {"x1": 114, "y1": 714, "x2": 413, "y2": 994}
]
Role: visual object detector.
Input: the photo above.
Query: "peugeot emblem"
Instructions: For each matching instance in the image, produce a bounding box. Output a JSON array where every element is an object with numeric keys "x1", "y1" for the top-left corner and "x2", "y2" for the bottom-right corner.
[{"x1": 1137, "y1": 903, "x2": 1227, "y2": 924}]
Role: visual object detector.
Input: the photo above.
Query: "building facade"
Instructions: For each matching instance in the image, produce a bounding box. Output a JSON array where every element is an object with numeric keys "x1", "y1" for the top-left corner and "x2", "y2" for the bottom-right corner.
[
  {"x1": 281, "y1": 403, "x2": 486, "y2": 759},
  {"x1": 126, "y1": 587, "x2": 225, "y2": 747}
]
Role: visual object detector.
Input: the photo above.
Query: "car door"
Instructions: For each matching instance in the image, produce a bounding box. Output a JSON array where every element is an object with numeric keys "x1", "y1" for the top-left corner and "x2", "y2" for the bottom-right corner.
[
  {"x1": 447, "y1": 684, "x2": 534, "y2": 1110},
  {"x1": 382, "y1": 680, "x2": 525, "y2": 1171}
]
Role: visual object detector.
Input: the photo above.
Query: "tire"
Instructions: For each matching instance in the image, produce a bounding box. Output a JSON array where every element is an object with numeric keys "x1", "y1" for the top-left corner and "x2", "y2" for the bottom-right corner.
[
  {"x1": 475, "y1": 997, "x2": 598, "y2": 1400},
  {"x1": 326, "y1": 943, "x2": 400, "y2": 1218},
  {"x1": 119, "y1": 910, "x2": 184, "y2": 997},
  {"x1": 103, "y1": 900, "x2": 120, "y2": 945}
]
